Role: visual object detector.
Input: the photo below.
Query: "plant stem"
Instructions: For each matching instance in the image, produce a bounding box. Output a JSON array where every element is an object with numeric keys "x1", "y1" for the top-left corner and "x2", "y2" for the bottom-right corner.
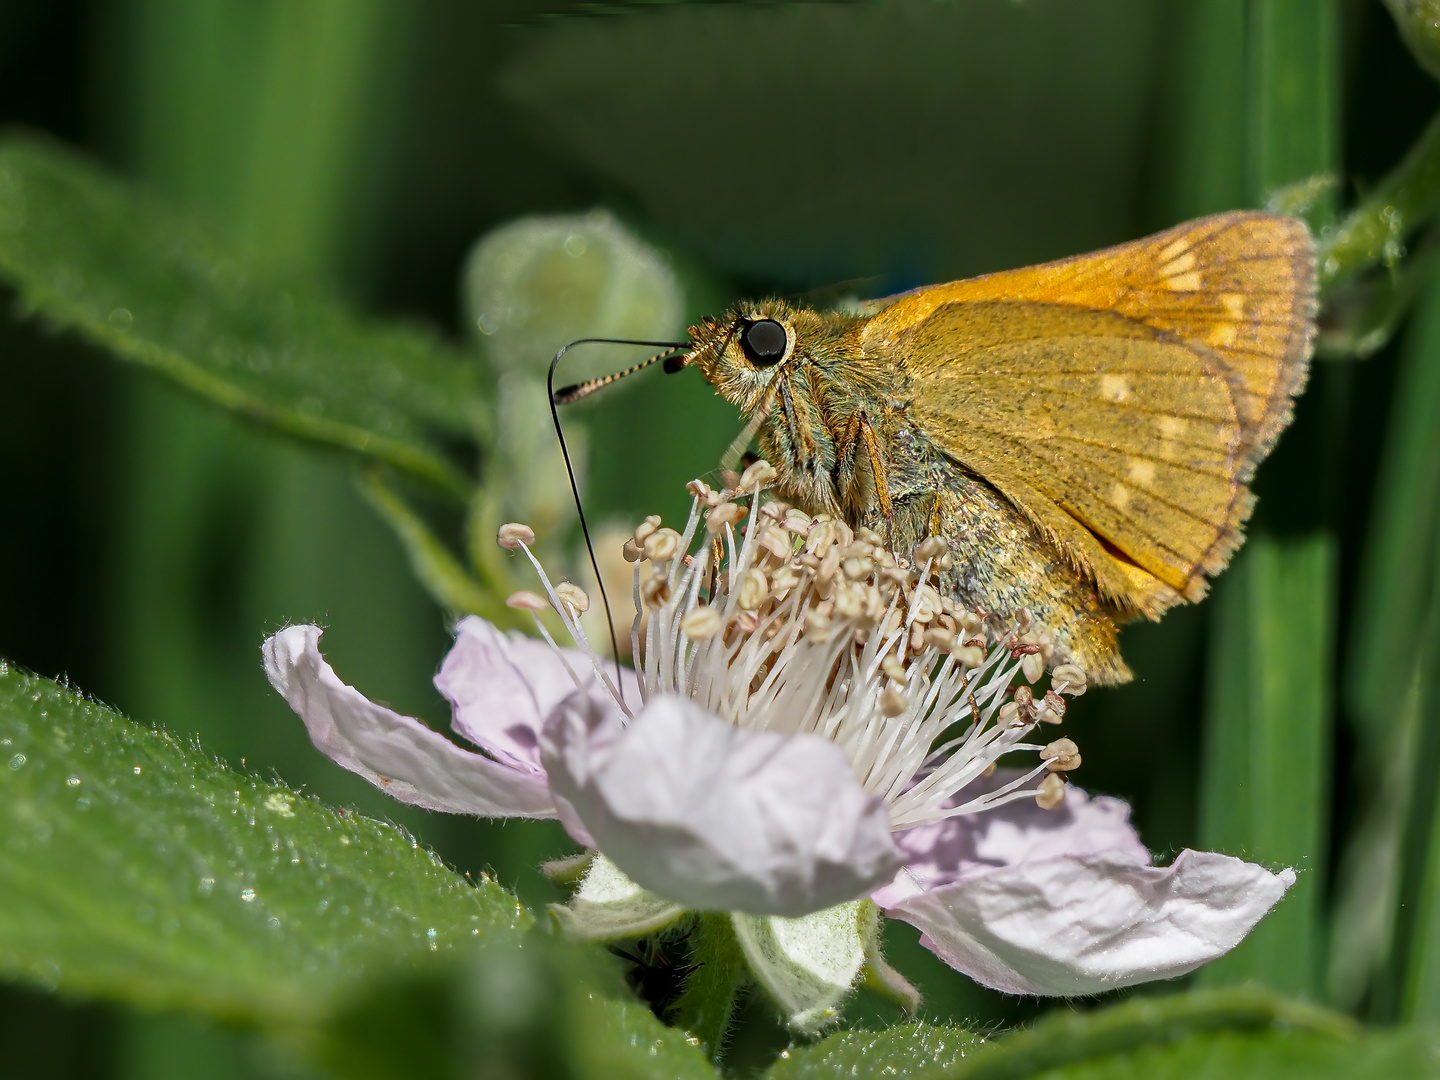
[
  {"x1": 356, "y1": 468, "x2": 512, "y2": 625},
  {"x1": 670, "y1": 914, "x2": 749, "y2": 1064},
  {"x1": 1319, "y1": 107, "x2": 1440, "y2": 293},
  {"x1": 1195, "y1": 0, "x2": 1339, "y2": 999}
]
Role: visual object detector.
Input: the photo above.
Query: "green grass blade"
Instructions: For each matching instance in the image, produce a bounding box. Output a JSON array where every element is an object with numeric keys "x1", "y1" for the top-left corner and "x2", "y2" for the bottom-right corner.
[
  {"x1": 1244, "y1": 0, "x2": 1339, "y2": 210},
  {"x1": 0, "y1": 660, "x2": 529, "y2": 1027},
  {"x1": 1198, "y1": 535, "x2": 1335, "y2": 995},
  {"x1": 1397, "y1": 567, "x2": 1440, "y2": 1020},
  {"x1": 0, "y1": 134, "x2": 481, "y2": 498},
  {"x1": 1348, "y1": 270, "x2": 1440, "y2": 738},
  {"x1": 1195, "y1": 0, "x2": 1339, "y2": 998}
]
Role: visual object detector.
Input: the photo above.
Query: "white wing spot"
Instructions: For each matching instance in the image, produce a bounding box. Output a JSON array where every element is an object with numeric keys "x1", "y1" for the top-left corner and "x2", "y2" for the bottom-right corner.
[
  {"x1": 1100, "y1": 374, "x2": 1132, "y2": 402},
  {"x1": 1221, "y1": 293, "x2": 1246, "y2": 318},
  {"x1": 1157, "y1": 416, "x2": 1186, "y2": 439},
  {"x1": 1166, "y1": 271, "x2": 1203, "y2": 291},
  {"x1": 1158, "y1": 238, "x2": 1191, "y2": 262},
  {"x1": 1160, "y1": 251, "x2": 1197, "y2": 277},
  {"x1": 1209, "y1": 322, "x2": 1239, "y2": 348},
  {"x1": 1110, "y1": 483, "x2": 1132, "y2": 510},
  {"x1": 1128, "y1": 458, "x2": 1156, "y2": 485}
]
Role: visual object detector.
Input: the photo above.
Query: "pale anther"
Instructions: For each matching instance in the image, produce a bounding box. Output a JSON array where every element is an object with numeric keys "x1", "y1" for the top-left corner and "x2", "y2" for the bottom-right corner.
[
  {"x1": 555, "y1": 582, "x2": 590, "y2": 614},
  {"x1": 879, "y1": 686, "x2": 908, "y2": 717},
  {"x1": 1041, "y1": 690, "x2": 1067, "y2": 722},
  {"x1": 1021, "y1": 651, "x2": 1045, "y2": 684},
  {"x1": 737, "y1": 568, "x2": 769, "y2": 611},
  {"x1": 923, "y1": 626, "x2": 955, "y2": 650},
  {"x1": 706, "y1": 502, "x2": 746, "y2": 531},
  {"x1": 833, "y1": 581, "x2": 866, "y2": 618},
  {"x1": 1040, "y1": 737, "x2": 1082, "y2": 771},
  {"x1": 680, "y1": 605, "x2": 724, "y2": 640},
  {"x1": 1051, "y1": 663, "x2": 1089, "y2": 696},
  {"x1": 641, "y1": 576, "x2": 672, "y2": 608},
  {"x1": 622, "y1": 538, "x2": 642, "y2": 563},
  {"x1": 740, "y1": 459, "x2": 778, "y2": 489},
  {"x1": 644, "y1": 527, "x2": 682, "y2": 563},
  {"x1": 496, "y1": 522, "x2": 536, "y2": 550},
  {"x1": 758, "y1": 525, "x2": 793, "y2": 560},
  {"x1": 505, "y1": 589, "x2": 549, "y2": 612},
  {"x1": 912, "y1": 584, "x2": 942, "y2": 623},
  {"x1": 952, "y1": 645, "x2": 985, "y2": 668},
  {"x1": 881, "y1": 655, "x2": 907, "y2": 684},
  {"x1": 1035, "y1": 772, "x2": 1066, "y2": 810},
  {"x1": 783, "y1": 509, "x2": 813, "y2": 534},
  {"x1": 915, "y1": 535, "x2": 948, "y2": 563},
  {"x1": 843, "y1": 556, "x2": 874, "y2": 581},
  {"x1": 633, "y1": 515, "x2": 662, "y2": 546}
]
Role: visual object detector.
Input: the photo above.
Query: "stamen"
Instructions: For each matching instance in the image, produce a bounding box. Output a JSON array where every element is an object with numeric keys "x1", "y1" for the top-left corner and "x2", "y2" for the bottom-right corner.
[{"x1": 507, "y1": 466, "x2": 1091, "y2": 833}]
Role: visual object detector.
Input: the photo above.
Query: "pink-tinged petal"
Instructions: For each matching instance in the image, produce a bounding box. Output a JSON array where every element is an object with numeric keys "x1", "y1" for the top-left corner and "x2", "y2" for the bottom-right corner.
[
  {"x1": 887, "y1": 849, "x2": 1296, "y2": 996},
  {"x1": 264, "y1": 625, "x2": 556, "y2": 818},
  {"x1": 436, "y1": 615, "x2": 635, "y2": 774},
  {"x1": 872, "y1": 775, "x2": 1149, "y2": 908},
  {"x1": 541, "y1": 694, "x2": 903, "y2": 917}
]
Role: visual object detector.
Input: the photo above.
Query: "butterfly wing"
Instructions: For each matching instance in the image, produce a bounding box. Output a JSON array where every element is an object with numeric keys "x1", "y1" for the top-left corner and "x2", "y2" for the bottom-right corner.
[{"x1": 861, "y1": 211, "x2": 1316, "y2": 614}]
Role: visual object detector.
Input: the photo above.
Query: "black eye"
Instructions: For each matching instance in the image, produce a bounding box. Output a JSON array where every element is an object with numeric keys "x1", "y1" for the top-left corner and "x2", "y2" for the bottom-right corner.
[{"x1": 740, "y1": 319, "x2": 788, "y2": 365}]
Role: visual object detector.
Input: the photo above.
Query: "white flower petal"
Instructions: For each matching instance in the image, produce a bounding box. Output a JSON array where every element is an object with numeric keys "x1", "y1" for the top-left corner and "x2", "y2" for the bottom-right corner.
[
  {"x1": 264, "y1": 625, "x2": 556, "y2": 818},
  {"x1": 886, "y1": 849, "x2": 1296, "y2": 996},
  {"x1": 540, "y1": 693, "x2": 903, "y2": 917},
  {"x1": 436, "y1": 615, "x2": 634, "y2": 775},
  {"x1": 872, "y1": 775, "x2": 1149, "y2": 908}
]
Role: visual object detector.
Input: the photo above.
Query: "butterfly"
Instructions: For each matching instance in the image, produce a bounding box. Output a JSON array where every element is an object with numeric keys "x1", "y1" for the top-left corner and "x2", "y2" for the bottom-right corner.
[{"x1": 673, "y1": 212, "x2": 1316, "y2": 683}]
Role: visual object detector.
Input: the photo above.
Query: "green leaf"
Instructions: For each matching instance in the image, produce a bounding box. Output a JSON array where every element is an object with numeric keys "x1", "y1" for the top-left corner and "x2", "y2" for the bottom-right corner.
[
  {"x1": 0, "y1": 133, "x2": 483, "y2": 498},
  {"x1": 318, "y1": 935, "x2": 719, "y2": 1080},
  {"x1": 1026, "y1": 1025, "x2": 1440, "y2": 1080},
  {"x1": 766, "y1": 988, "x2": 1363, "y2": 1080},
  {"x1": 763, "y1": 1021, "x2": 980, "y2": 1080},
  {"x1": 0, "y1": 660, "x2": 529, "y2": 1027}
]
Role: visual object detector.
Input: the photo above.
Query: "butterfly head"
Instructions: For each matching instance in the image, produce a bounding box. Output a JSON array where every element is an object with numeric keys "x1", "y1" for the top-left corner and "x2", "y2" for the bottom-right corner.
[{"x1": 673, "y1": 302, "x2": 803, "y2": 416}]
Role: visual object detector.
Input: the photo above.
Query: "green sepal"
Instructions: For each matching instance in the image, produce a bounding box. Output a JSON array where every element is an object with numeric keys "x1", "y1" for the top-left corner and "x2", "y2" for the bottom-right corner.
[
  {"x1": 731, "y1": 899, "x2": 867, "y2": 1034},
  {"x1": 550, "y1": 853, "x2": 687, "y2": 942}
]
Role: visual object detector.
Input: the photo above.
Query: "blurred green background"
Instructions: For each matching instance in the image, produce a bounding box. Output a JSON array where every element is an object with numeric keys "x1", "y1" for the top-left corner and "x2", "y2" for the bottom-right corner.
[{"x1": 4, "y1": 0, "x2": 1440, "y2": 1076}]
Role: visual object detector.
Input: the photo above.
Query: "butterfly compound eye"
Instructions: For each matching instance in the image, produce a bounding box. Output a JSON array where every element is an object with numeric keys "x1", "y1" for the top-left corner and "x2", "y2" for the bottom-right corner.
[{"x1": 740, "y1": 319, "x2": 788, "y2": 366}]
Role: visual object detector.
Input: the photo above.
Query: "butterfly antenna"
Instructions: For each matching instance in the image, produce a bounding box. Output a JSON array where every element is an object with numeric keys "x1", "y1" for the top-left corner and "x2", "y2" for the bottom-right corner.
[
  {"x1": 554, "y1": 343, "x2": 688, "y2": 404},
  {"x1": 548, "y1": 337, "x2": 690, "y2": 700}
]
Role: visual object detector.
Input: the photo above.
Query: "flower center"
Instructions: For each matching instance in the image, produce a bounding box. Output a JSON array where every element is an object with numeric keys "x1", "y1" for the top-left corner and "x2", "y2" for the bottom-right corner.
[{"x1": 499, "y1": 461, "x2": 1088, "y2": 828}]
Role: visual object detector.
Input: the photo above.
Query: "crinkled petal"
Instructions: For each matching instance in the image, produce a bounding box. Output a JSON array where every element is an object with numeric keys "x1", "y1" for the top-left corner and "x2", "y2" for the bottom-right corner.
[
  {"x1": 436, "y1": 615, "x2": 635, "y2": 775},
  {"x1": 873, "y1": 774, "x2": 1149, "y2": 907},
  {"x1": 886, "y1": 848, "x2": 1296, "y2": 996},
  {"x1": 540, "y1": 693, "x2": 903, "y2": 917},
  {"x1": 264, "y1": 625, "x2": 556, "y2": 818}
]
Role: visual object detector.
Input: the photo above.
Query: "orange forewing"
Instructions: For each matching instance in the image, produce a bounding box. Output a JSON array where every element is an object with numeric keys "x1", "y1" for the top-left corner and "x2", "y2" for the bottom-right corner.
[{"x1": 860, "y1": 211, "x2": 1316, "y2": 613}]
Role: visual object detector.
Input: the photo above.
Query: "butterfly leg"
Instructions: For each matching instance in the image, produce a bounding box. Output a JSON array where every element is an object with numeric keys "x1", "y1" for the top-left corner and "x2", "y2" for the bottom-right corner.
[{"x1": 836, "y1": 409, "x2": 894, "y2": 536}]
